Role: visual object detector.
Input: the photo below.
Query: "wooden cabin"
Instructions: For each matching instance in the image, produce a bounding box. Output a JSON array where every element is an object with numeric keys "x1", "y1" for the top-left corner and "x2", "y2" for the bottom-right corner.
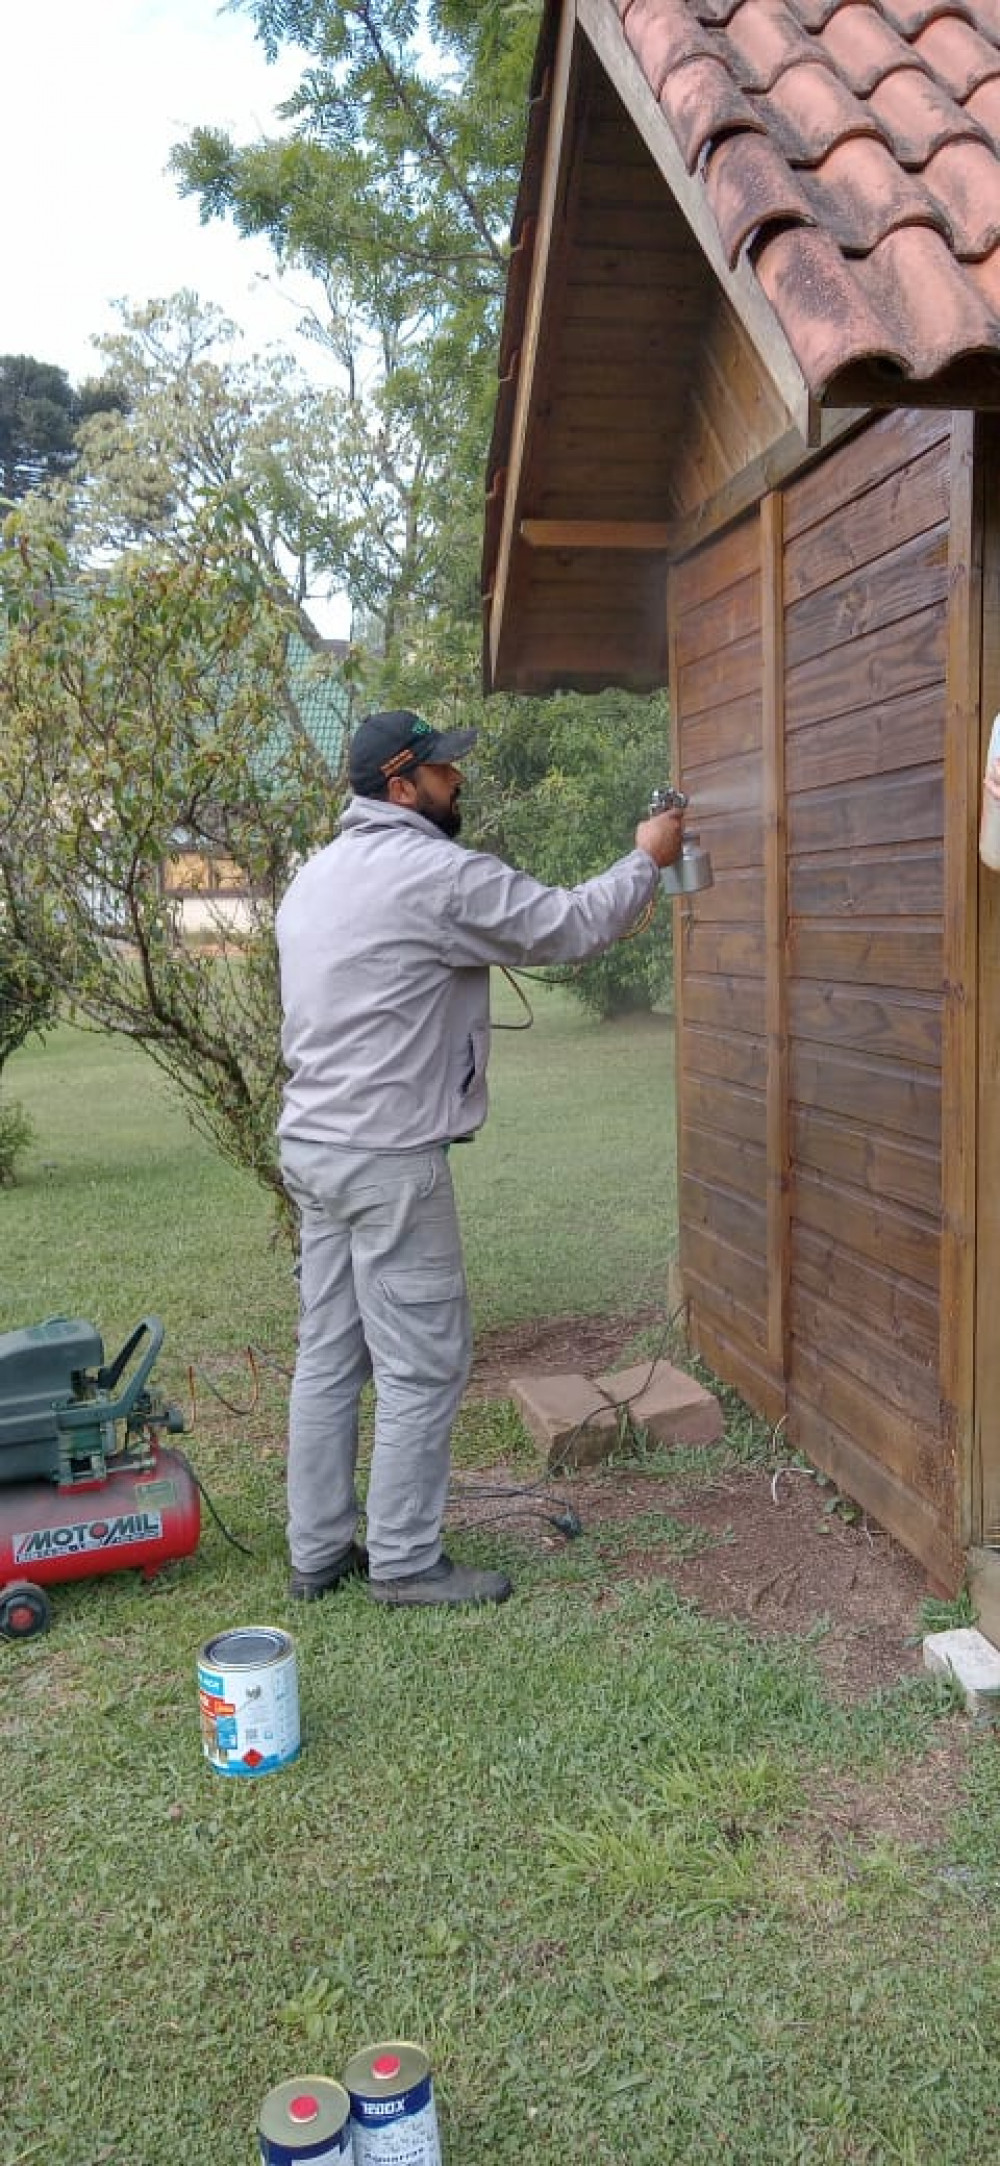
[{"x1": 482, "y1": 0, "x2": 1000, "y2": 1616}]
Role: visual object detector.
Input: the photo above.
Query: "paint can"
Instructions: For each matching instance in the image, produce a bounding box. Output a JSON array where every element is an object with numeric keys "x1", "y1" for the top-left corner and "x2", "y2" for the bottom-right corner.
[
  {"x1": 259, "y1": 2077, "x2": 354, "y2": 2164},
  {"x1": 343, "y1": 2041, "x2": 441, "y2": 2166},
  {"x1": 197, "y1": 1625, "x2": 300, "y2": 1777}
]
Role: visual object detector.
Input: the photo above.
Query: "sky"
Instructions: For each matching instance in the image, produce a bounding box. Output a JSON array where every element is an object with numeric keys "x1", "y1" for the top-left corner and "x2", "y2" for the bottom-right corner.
[{"x1": 6, "y1": 0, "x2": 322, "y2": 384}]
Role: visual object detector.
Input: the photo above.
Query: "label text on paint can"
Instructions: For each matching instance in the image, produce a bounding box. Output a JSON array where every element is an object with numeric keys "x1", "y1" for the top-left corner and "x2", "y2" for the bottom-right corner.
[
  {"x1": 344, "y1": 2044, "x2": 441, "y2": 2166},
  {"x1": 198, "y1": 1626, "x2": 300, "y2": 1777}
]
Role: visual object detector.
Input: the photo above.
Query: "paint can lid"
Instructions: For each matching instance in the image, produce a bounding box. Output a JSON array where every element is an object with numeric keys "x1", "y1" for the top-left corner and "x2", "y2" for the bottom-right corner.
[
  {"x1": 372, "y1": 2056, "x2": 401, "y2": 2081},
  {"x1": 258, "y1": 2076, "x2": 351, "y2": 2147},
  {"x1": 343, "y1": 2040, "x2": 431, "y2": 2100}
]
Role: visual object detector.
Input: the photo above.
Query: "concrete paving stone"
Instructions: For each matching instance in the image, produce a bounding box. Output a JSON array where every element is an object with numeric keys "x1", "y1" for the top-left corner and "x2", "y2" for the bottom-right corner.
[
  {"x1": 507, "y1": 1372, "x2": 621, "y2": 1469},
  {"x1": 923, "y1": 1626, "x2": 1000, "y2": 1721},
  {"x1": 591, "y1": 1360, "x2": 724, "y2": 1448},
  {"x1": 507, "y1": 1360, "x2": 723, "y2": 1469}
]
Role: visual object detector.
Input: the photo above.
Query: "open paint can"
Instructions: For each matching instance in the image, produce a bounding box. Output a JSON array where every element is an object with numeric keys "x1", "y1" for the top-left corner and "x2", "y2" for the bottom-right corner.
[{"x1": 197, "y1": 1625, "x2": 300, "y2": 1776}]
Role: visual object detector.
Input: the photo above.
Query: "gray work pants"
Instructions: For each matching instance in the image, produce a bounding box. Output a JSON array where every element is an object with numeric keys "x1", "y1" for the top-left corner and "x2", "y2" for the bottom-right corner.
[{"x1": 279, "y1": 1138, "x2": 472, "y2": 1580}]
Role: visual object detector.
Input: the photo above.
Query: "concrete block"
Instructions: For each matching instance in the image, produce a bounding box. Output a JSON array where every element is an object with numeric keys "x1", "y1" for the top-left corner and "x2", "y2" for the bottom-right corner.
[
  {"x1": 591, "y1": 1360, "x2": 723, "y2": 1449},
  {"x1": 507, "y1": 1372, "x2": 620, "y2": 1469},
  {"x1": 923, "y1": 1626, "x2": 1000, "y2": 1719}
]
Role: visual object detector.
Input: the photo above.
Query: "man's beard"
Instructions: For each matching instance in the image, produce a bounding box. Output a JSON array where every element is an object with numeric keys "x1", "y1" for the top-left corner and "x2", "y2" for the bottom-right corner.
[{"x1": 414, "y1": 787, "x2": 461, "y2": 838}]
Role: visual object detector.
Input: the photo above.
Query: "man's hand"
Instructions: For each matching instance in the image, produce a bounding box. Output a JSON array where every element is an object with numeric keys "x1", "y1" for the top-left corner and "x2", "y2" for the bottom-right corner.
[{"x1": 635, "y1": 806, "x2": 684, "y2": 868}]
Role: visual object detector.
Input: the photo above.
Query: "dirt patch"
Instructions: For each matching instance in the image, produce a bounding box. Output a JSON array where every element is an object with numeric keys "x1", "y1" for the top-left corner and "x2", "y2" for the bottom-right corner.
[
  {"x1": 458, "y1": 1312, "x2": 948, "y2": 1705},
  {"x1": 468, "y1": 1305, "x2": 665, "y2": 1399}
]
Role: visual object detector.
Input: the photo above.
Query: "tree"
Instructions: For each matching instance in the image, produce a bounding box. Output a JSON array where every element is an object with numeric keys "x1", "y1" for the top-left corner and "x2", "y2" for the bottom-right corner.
[
  {"x1": 0, "y1": 356, "x2": 81, "y2": 502},
  {"x1": 58, "y1": 293, "x2": 353, "y2": 654},
  {"x1": 171, "y1": 2, "x2": 675, "y2": 1015},
  {"x1": 0, "y1": 498, "x2": 335, "y2": 1222}
]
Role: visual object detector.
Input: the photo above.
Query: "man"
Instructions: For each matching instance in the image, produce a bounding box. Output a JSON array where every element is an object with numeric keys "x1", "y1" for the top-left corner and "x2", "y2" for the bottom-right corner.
[{"x1": 276, "y1": 708, "x2": 684, "y2": 1610}]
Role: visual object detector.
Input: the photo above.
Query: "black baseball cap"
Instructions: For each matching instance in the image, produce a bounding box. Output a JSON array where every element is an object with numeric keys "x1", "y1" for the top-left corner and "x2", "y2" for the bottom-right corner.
[{"x1": 348, "y1": 709, "x2": 479, "y2": 796}]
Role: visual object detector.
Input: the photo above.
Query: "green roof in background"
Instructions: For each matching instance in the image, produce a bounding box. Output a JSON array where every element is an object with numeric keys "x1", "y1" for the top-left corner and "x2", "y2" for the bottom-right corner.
[{"x1": 286, "y1": 631, "x2": 351, "y2": 776}]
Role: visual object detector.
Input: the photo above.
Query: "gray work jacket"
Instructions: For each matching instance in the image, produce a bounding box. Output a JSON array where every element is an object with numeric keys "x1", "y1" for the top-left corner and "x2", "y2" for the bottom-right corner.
[{"x1": 276, "y1": 795, "x2": 660, "y2": 1153}]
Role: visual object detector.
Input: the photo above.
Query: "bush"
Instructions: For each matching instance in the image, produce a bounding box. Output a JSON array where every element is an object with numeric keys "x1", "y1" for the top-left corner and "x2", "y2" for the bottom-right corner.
[{"x1": 0, "y1": 1097, "x2": 33, "y2": 1185}]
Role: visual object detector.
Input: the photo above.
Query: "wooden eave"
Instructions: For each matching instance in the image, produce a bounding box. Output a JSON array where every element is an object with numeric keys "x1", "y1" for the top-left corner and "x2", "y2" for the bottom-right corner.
[{"x1": 483, "y1": 1, "x2": 829, "y2": 696}]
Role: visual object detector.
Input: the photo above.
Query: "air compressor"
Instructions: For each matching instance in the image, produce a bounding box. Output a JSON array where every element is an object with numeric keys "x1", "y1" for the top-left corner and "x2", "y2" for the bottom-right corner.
[{"x1": 0, "y1": 1314, "x2": 199, "y2": 1639}]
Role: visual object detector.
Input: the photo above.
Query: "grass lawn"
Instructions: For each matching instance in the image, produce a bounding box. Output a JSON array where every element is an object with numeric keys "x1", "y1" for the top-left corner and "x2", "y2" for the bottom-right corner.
[{"x1": 3, "y1": 1002, "x2": 1000, "y2": 2164}]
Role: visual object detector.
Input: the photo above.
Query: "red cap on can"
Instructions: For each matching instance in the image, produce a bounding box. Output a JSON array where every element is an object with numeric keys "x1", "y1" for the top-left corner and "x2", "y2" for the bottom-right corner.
[
  {"x1": 289, "y1": 2095, "x2": 320, "y2": 2124},
  {"x1": 371, "y1": 2055, "x2": 401, "y2": 2081}
]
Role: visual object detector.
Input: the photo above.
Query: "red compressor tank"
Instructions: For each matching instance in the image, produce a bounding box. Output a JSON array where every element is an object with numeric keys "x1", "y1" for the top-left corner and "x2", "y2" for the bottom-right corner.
[{"x1": 0, "y1": 1445, "x2": 200, "y2": 1638}]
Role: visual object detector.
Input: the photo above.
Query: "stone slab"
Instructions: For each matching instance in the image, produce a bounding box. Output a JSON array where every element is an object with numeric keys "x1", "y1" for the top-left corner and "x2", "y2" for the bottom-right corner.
[
  {"x1": 508, "y1": 1360, "x2": 723, "y2": 1470},
  {"x1": 923, "y1": 1626, "x2": 1000, "y2": 1719},
  {"x1": 507, "y1": 1372, "x2": 621, "y2": 1470},
  {"x1": 592, "y1": 1360, "x2": 723, "y2": 1448}
]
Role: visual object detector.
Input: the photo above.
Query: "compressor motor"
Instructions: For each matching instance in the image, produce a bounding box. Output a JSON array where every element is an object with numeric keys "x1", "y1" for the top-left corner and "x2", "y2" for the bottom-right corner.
[{"x1": 0, "y1": 1314, "x2": 200, "y2": 1640}]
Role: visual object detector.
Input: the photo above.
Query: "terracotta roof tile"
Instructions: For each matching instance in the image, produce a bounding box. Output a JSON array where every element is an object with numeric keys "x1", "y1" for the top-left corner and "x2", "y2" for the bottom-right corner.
[
  {"x1": 716, "y1": 0, "x2": 818, "y2": 88},
  {"x1": 815, "y1": 4, "x2": 924, "y2": 90},
  {"x1": 966, "y1": 72, "x2": 1000, "y2": 130},
  {"x1": 912, "y1": 13, "x2": 1000, "y2": 97},
  {"x1": 610, "y1": 0, "x2": 1000, "y2": 398},
  {"x1": 623, "y1": 0, "x2": 718, "y2": 93},
  {"x1": 923, "y1": 139, "x2": 1000, "y2": 253},
  {"x1": 705, "y1": 131, "x2": 818, "y2": 259},
  {"x1": 867, "y1": 64, "x2": 988, "y2": 162},
  {"x1": 492, "y1": 0, "x2": 1000, "y2": 443},
  {"x1": 659, "y1": 53, "x2": 767, "y2": 169},
  {"x1": 797, "y1": 137, "x2": 951, "y2": 250}
]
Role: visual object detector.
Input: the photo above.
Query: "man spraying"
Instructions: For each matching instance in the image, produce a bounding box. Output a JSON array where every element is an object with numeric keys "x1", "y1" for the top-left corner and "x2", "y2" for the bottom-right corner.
[{"x1": 276, "y1": 709, "x2": 684, "y2": 1610}]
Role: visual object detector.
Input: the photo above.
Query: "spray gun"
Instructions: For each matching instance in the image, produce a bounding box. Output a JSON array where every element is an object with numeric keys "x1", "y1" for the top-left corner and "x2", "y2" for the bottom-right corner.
[{"x1": 649, "y1": 786, "x2": 714, "y2": 896}]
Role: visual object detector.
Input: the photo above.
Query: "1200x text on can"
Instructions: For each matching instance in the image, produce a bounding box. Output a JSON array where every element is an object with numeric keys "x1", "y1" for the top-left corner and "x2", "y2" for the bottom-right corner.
[{"x1": 343, "y1": 2042, "x2": 441, "y2": 2166}]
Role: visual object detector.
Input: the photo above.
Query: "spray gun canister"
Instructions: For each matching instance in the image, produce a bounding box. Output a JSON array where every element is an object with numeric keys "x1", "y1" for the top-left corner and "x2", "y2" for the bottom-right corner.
[
  {"x1": 981, "y1": 714, "x2": 1000, "y2": 871},
  {"x1": 649, "y1": 787, "x2": 714, "y2": 896}
]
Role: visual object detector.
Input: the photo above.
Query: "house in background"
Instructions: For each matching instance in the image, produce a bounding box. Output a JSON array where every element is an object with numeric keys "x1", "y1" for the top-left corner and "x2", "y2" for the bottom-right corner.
[
  {"x1": 483, "y1": 0, "x2": 1000, "y2": 1617},
  {"x1": 162, "y1": 633, "x2": 351, "y2": 937}
]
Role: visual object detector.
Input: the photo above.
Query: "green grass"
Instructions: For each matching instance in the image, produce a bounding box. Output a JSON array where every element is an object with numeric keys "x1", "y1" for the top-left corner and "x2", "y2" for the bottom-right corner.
[{"x1": 2, "y1": 1007, "x2": 999, "y2": 2165}]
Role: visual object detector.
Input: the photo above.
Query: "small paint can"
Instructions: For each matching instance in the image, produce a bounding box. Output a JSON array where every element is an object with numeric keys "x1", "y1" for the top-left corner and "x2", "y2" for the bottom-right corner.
[
  {"x1": 197, "y1": 1625, "x2": 300, "y2": 1777},
  {"x1": 259, "y1": 2077, "x2": 354, "y2": 2164},
  {"x1": 343, "y1": 2041, "x2": 441, "y2": 2166}
]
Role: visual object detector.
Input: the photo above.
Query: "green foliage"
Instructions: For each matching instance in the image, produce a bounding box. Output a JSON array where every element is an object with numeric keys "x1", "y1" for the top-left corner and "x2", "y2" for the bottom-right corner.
[
  {"x1": 0, "y1": 354, "x2": 80, "y2": 501},
  {"x1": 0, "y1": 1093, "x2": 33, "y2": 1184},
  {"x1": 0, "y1": 937, "x2": 56, "y2": 1072},
  {"x1": 0, "y1": 498, "x2": 336, "y2": 1219}
]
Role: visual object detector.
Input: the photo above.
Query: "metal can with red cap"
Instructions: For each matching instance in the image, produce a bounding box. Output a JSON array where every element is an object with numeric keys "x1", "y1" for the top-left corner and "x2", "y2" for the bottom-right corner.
[
  {"x1": 258, "y1": 2076, "x2": 354, "y2": 2164},
  {"x1": 343, "y1": 2041, "x2": 441, "y2": 2165}
]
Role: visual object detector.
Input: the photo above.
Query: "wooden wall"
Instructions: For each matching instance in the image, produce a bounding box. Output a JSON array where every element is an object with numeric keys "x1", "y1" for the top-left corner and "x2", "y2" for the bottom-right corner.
[{"x1": 670, "y1": 410, "x2": 962, "y2": 1581}]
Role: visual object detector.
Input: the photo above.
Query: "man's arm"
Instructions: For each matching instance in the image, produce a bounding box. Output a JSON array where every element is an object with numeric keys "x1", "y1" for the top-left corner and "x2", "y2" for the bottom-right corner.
[{"x1": 441, "y1": 808, "x2": 684, "y2": 969}]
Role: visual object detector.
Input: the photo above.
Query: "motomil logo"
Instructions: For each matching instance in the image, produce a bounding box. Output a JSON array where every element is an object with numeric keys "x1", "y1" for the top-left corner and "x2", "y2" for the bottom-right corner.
[{"x1": 13, "y1": 1511, "x2": 163, "y2": 1564}]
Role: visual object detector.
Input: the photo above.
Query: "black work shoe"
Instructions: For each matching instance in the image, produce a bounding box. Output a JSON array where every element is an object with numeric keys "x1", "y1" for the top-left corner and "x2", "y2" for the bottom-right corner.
[
  {"x1": 366, "y1": 1552, "x2": 513, "y2": 1609},
  {"x1": 288, "y1": 1543, "x2": 368, "y2": 1601}
]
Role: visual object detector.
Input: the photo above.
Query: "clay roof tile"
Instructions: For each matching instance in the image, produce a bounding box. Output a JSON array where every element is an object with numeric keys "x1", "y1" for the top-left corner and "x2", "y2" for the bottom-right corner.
[
  {"x1": 660, "y1": 53, "x2": 767, "y2": 170},
  {"x1": 623, "y1": 0, "x2": 720, "y2": 94},
  {"x1": 704, "y1": 130, "x2": 818, "y2": 261},
  {"x1": 755, "y1": 58, "x2": 889, "y2": 163},
  {"x1": 755, "y1": 225, "x2": 907, "y2": 387},
  {"x1": 850, "y1": 224, "x2": 1000, "y2": 374},
  {"x1": 867, "y1": 63, "x2": 988, "y2": 163},
  {"x1": 924, "y1": 139, "x2": 1000, "y2": 256},
  {"x1": 966, "y1": 73, "x2": 1000, "y2": 132},
  {"x1": 797, "y1": 135, "x2": 952, "y2": 251},
  {"x1": 912, "y1": 13, "x2": 1000, "y2": 97},
  {"x1": 719, "y1": 0, "x2": 818, "y2": 88},
  {"x1": 816, "y1": 4, "x2": 925, "y2": 92}
]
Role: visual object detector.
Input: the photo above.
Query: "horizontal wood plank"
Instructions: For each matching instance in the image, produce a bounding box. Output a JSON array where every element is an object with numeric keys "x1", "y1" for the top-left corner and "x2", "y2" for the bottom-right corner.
[
  {"x1": 791, "y1": 1105, "x2": 940, "y2": 1214},
  {"x1": 782, "y1": 409, "x2": 950, "y2": 545},
  {"x1": 789, "y1": 922, "x2": 943, "y2": 990},
  {"x1": 684, "y1": 1122, "x2": 767, "y2": 1201},
  {"x1": 681, "y1": 1074, "x2": 767, "y2": 1146},
  {"x1": 687, "y1": 1305, "x2": 786, "y2": 1423},
  {"x1": 790, "y1": 1396, "x2": 958, "y2": 1586},
  {"x1": 784, "y1": 681, "x2": 944, "y2": 794},
  {"x1": 784, "y1": 524, "x2": 949, "y2": 673},
  {"x1": 791, "y1": 1342, "x2": 943, "y2": 1502},
  {"x1": 686, "y1": 1024, "x2": 767, "y2": 1087},
  {"x1": 785, "y1": 603, "x2": 946, "y2": 732},
  {"x1": 787, "y1": 982, "x2": 942, "y2": 1064},
  {"x1": 793, "y1": 1224, "x2": 939, "y2": 1364},
  {"x1": 792, "y1": 1167, "x2": 940, "y2": 1288},
  {"x1": 784, "y1": 442, "x2": 950, "y2": 606},
  {"x1": 791, "y1": 1286, "x2": 941, "y2": 1429},
  {"x1": 789, "y1": 846, "x2": 943, "y2": 921},
  {"x1": 790, "y1": 1040, "x2": 940, "y2": 1143},
  {"x1": 681, "y1": 1230, "x2": 768, "y2": 1324},
  {"x1": 682, "y1": 692, "x2": 762, "y2": 771}
]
